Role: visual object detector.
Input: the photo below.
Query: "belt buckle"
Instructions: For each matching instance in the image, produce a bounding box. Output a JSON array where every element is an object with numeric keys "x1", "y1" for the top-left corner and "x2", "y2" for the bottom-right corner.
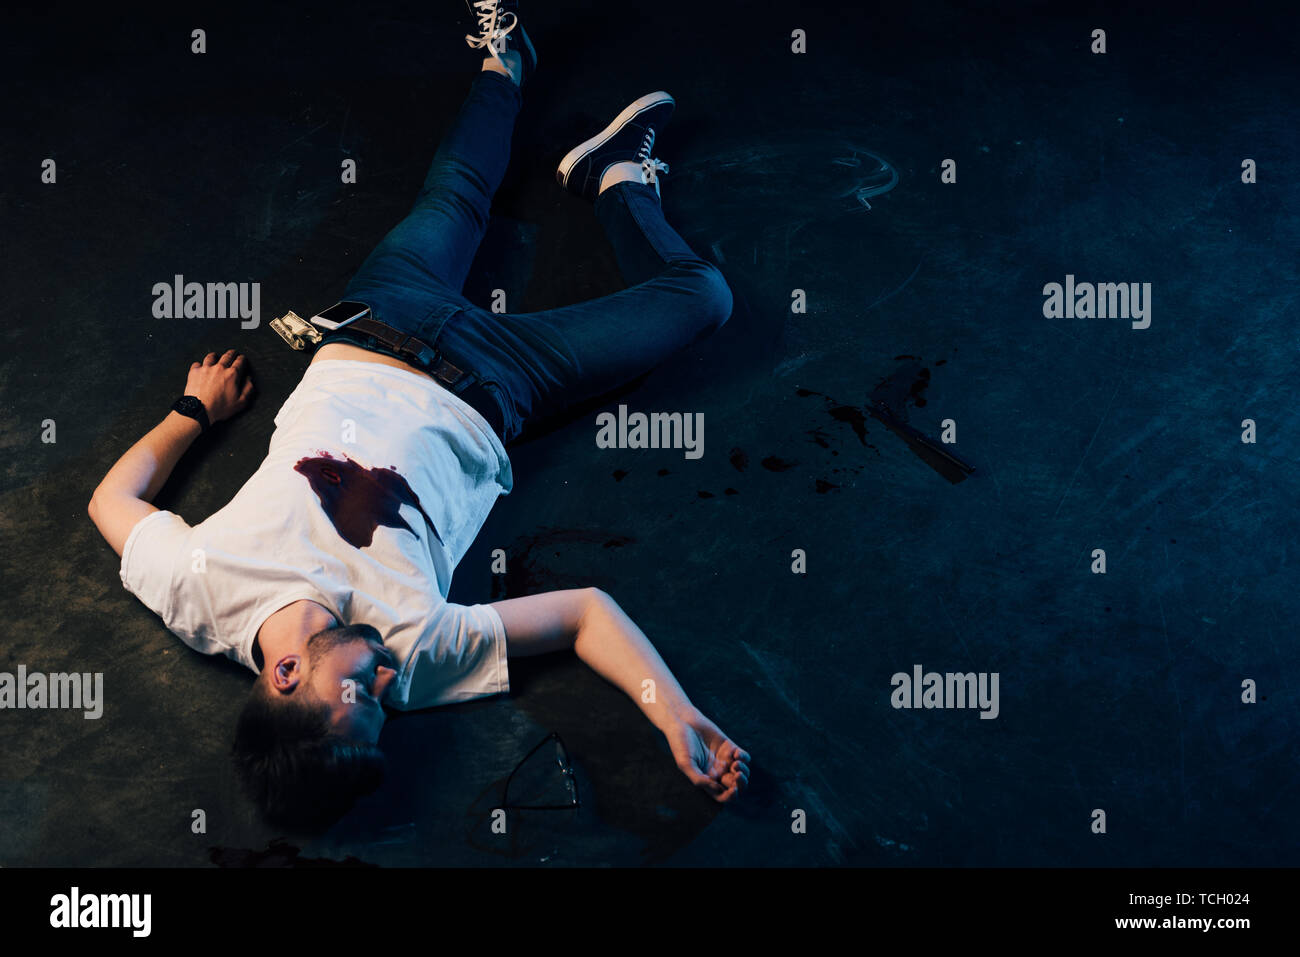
[
  {"x1": 434, "y1": 354, "x2": 468, "y2": 389},
  {"x1": 413, "y1": 339, "x2": 444, "y2": 375}
]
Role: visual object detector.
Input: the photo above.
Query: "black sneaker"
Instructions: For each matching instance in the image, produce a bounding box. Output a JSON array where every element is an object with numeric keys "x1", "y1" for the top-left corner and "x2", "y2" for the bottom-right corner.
[
  {"x1": 556, "y1": 91, "x2": 675, "y2": 203},
  {"x1": 463, "y1": 1, "x2": 537, "y2": 86}
]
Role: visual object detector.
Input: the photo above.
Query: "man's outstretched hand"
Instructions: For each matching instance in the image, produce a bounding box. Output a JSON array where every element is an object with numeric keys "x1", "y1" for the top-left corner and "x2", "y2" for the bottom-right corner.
[
  {"x1": 186, "y1": 349, "x2": 255, "y2": 423},
  {"x1": 665, "y1": 709, "x2": 751, "y2": 803}
]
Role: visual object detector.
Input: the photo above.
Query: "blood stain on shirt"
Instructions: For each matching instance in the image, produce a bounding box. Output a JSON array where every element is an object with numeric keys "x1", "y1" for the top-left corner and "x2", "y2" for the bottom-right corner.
[{"x1": 294, "y1": 452, "x2": 442, "y2": 549}]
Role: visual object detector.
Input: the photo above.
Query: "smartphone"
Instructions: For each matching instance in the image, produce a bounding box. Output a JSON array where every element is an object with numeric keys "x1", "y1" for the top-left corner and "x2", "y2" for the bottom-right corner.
[{"x1": 311, "y1": 300, "x2": 371, "y2": 331}]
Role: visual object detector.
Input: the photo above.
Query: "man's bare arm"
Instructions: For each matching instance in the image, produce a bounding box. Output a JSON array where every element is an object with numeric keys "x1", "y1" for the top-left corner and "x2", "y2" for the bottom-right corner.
[
  {"x1": 88, "y1": 350, "x2": 254, "y2": 556},
  {"x1": 88, "y1": 413, "x2": 202, "y2": 556},
  {"x1": 491, "y1": 587, "x2": 751, "y2": 802}
]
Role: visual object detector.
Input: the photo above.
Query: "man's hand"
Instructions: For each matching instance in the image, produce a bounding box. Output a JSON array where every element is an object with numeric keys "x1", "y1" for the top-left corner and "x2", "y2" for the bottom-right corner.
[
  {"x1": 495, "y1": 588, "x2": 753, "y2": 805},
  {"x1": 665, "y1": 708, "x2": 751, "y2": 803},
  {"x1": 88, "y1": 349, "x2": 255, "y2": 556},
  {"x1": 185, "y1": 349, "x2": 255, "y2": 423}
]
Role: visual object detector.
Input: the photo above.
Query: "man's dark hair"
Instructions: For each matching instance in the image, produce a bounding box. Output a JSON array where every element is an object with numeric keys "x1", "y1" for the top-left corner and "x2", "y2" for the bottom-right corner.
[{"x1": 231, "y1": 648, "x2": 386, "y2": 834}]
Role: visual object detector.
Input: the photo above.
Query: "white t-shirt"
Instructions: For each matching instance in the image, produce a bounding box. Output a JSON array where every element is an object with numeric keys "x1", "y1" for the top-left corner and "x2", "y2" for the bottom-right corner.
[{"x1": 119, "y1": 358, "x2": 514, "y2": 710}]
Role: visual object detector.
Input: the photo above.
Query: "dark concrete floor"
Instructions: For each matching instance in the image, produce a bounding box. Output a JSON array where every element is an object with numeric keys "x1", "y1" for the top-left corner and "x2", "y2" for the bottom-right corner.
[{"x1": 1, "y1": 0, "x2": 1296, "y2": 866}]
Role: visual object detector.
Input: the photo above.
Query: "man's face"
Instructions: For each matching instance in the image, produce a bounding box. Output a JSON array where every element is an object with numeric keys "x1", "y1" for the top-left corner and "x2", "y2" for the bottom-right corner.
[{"x1": 305, "y1": 626, "x2": 398, "y2": 744}]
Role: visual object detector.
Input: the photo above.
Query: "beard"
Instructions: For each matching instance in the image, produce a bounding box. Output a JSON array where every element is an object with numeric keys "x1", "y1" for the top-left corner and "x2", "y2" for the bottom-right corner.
[{"x1": 306, "y1": 623, "x2": 385, "y2": 665}]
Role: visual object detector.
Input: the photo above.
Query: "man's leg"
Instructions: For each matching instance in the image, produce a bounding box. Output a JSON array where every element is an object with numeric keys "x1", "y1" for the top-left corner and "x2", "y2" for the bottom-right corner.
[
  {"x1": 343, "y1": 63, "x2": 522, "y2": 307},
  {"x1": 434, "y1": 177, "x2": 734, "y2": 442}
]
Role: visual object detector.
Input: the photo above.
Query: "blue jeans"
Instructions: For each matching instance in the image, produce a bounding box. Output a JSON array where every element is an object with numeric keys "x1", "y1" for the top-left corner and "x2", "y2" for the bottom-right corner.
[{"x1": 323, "y1": 70, "x2": 734, "y2": 445}]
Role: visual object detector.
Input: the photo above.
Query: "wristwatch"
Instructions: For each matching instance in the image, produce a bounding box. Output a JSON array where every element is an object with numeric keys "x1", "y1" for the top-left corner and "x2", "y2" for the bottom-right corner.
[{"x1": 172, "y1": 395, "x2": 211, "y2": 433}]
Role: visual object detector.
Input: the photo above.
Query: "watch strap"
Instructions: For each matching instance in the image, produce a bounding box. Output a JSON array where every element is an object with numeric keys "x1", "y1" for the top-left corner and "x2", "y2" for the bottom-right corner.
[{"x1": 172, "y1": 395, "x2": 211, "y2": 432}]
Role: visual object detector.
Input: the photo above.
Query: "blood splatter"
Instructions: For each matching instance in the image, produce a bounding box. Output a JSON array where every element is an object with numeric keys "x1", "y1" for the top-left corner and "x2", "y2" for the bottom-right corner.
[{"x1": 294, "y1": 451, "x2": 442, "y2": 549}]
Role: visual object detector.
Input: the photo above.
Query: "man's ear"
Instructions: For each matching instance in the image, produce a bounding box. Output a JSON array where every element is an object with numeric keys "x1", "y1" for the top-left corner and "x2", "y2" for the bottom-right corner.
[{"x1": 269, "y1": 654, "x2": 304, "y2": 694}]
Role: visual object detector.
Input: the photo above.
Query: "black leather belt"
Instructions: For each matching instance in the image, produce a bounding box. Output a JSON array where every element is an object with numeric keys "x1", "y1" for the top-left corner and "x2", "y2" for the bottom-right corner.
[{"x1": 326, "y1": 318, "x2": 506, "y2": 440}]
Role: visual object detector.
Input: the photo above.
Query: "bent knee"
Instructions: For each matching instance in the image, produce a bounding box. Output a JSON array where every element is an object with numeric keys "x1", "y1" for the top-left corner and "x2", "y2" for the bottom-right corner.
[
  {"x1": 683, "y1": 260, "x2": 734, "y2": 331},
  {"x1": 706, "y1": 265, "x2": 735, "y2": 328}
]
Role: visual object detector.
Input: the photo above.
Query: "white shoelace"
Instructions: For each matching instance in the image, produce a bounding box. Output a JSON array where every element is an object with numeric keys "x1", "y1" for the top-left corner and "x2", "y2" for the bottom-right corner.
[
  {"x1": 465, "y1": 1, "x2": 518, "y2": 61},
  {"x1": 636, "y1": 129, "x2": 669, "y2": 193},
  {"x1": 641, "y1": 157, "x2": 670, "y2": 193}
]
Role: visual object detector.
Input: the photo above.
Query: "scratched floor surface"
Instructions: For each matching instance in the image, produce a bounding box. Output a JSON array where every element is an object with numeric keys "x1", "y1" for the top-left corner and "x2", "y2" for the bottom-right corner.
[{"x1": 1, "y1": 0, "x2": 1296, "y2": 865}]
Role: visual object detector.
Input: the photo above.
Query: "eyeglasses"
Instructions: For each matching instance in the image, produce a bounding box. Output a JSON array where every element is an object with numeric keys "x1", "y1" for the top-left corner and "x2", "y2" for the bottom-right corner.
[{"x1": 502, "y1": 732, "x2": 580, "y2": 811}]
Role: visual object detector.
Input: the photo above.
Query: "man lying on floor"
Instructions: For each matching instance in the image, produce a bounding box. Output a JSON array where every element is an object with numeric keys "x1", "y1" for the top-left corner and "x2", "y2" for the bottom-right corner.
[
  {"x1": 88, "y1": 348, "x2": 750, "y2": 832},
  {"x1": 89, "y1": 1, "x2": 749, "y2": 833}
]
